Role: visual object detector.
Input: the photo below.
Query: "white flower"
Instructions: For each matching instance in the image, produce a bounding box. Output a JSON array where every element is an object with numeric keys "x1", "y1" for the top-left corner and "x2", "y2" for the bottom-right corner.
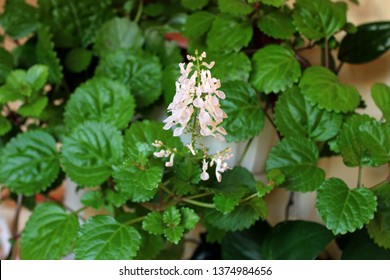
[
  {"x1": 165, "y1": 152, "x2": 175, "y2": 167},
  {"x1": 200, "y1": 159, "x2": 209, "y2": 181},
  {"x1": 186, "y1": 143, "x2": 197, "y2": 156},
  {"x1": 210, "y1": 148, "x2": 233, "y2": 182}
]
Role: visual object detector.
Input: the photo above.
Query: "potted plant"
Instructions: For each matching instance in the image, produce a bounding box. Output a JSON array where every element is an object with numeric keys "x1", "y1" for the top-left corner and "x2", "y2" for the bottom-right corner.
[{"x1": 0, "y1": 0, "x2": 389, "y2": 260}]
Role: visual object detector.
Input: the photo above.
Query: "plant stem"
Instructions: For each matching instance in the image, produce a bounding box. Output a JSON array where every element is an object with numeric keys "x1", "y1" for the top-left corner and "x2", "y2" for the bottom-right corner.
[
  {"x1": 335, "y1": 62, "x2": 344, "y2": 74},
  {"x1": 185, "y1": 192, "x2": 213, "y2": 200},
  {"x1": 160, "y1": 184, "x2": 175, "y2": 197},
  {"x1": 240, "y1": 193, "x2": 258, "y2": 204},
  {"x1": 357, "y1": 164, "x2": 363, "y2": 188},
  {"x1": 74, "y1": 205, "x2": 89, "y2": 215},
  {"x1": 238, "y1": 137, "x2": 254, "y2": 166},
  {"x1": 284, "y1": 192, "x2": 294, "y2": 220},
  {"x1": 125, "y1": 216, "x2": 145, "y2": 226},
  {"x1": 182, "y1": 198, "x2": 215, "y2": 208},
  {"x1": 134, "y1": 0, "x2": 143, "y2": 23}
]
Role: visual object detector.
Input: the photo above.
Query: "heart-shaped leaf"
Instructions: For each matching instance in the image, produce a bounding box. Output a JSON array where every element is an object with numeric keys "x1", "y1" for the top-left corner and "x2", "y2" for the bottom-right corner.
[
  {"x1": 221, "y1": 80, "x2": 264, "y2": 142},
  {"x1": 207, "y1": 52, "x2": 252, "y2": 83},
  {"x1": 262, "y1": 221, "x2": 333, "y2": 260},
  {"x1": 61, "y1": 121, "x2": 123, "y2": 187},
  {"x1": 183, "y1": 11, "x2": 215, "y2": 39},
  {"x1": 21, "y1": 203, "x2": 79, "y2": 260},
  {"x1": 64, "y1": 77, "x2": 135, "y2": 130},
  {"x1": 251, "y1": 45, "x2": 301, "y2": 94},
  {"x1": 316, "y1": 178, "x2": 377, "y2": 235},
  {"x1": 275, "y1": 87, "x2": 343, "y2": 141},
  {"x1": 0, "y1": 130, "x2": 60, "y2": 195},
  {"x1": 266, "y1": 136, "x2": 325, "y2": 192},
  {"x1": 75, "y1": 215, "x2": 141, "y2": 260},
  {"x1": 372, "y1": 83, "x2": 390, "y2": 121},
  {"x1": 258, "y1": 12, "x2": 295, "y2": 40},
  {"x1": 299, "y1": 66, "x2": 360, "y2": 113},
  {"x1": 359, "y1": 121, "x2": 390, "y2": 166}
]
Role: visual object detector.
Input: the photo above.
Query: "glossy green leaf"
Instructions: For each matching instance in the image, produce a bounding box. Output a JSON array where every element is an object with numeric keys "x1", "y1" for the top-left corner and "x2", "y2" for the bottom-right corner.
[
  {"x1": 0, "y1": 131, "x2": 60, "y2": 196},
  {"x1": 96, "y1": 51, "x2": 162, "y2": 108},
  {"x1": 359, "y1": 121, "x2": 390, "y2": 166},
  {"x1": 143, "y1": 212, "x2": 165, "y2": 235},
  {"x1": 180, "y1": 207, "x2": 200, "y2": 230},
  {"x1": 181, "y1": 0, "x2": 209, "y2": 10},
  {"x1": 61, "y1": 121, "x2": 123, "y2": 187},
  {"x1": 164, "y1": 226, "x2": 184, "y2": 244},
  {"x1": 266, "y1": 137, "x2": 324, "y2": 192},
  {"x1": 204, "y1": 197, "x2": 267, "y2": 231},
  {"x1": 221, "y1": 81, "x2": 264, "y2": 142},
  {"x1": 258, "y1": 12, "x2": 295, "y2": 40},
  {"x1": 36, "y1": 27, "x2": 63, "y2": 84},
  {"x1": 275, "y1": 87, "x2": 343, "y2": 141},
  {"x1": 257, "y1": 0, "x2": 285, "y2": 7},
  {"x1": 81, "y1": 190, "x2": 104, "y2": 209},
  {"x1": 0, "y1": 116, "x2": 12, "y2": 136},
  {"x1": 316, "y1": 178, "x2": 377, "y2": 235},
  {"x1": 262, "y1": 221, "x2": 333, "y2": 260},
  {"x1": 221, "y1": 221, "x2": 271, "y2": 260},
  {"x1": 183, "y1": 11, "x2": 215, "y2": 39},
  {"x1": 75, "y1": 215, "x2": 141, "y2": 260},
  {"x1": 94, "y1": 17, "x2": 144, "y2": 57},
  {"x1": 372, "y1": 83, "x2": 390, "y2": 121},
  {"x1": 0, "y1": 0, "x2": 38, "y2": 39},
  {"x1": 38, "y1": 0, "x2": 114, "y2": 48},
  {"x1": 18, "y1": 96, "x2": 49, "y2": 117},
  {"x1": 163, "y1": 206, "x2": 181, "y2": 227},
  {"x1": 214, "y1": 194, "x2": 240, "y2": 214},
  {"x1": 112, "y1": 160, "x2": 162, "y2": 202},
  {"x1": 26, "y1": 65, "x2": 48, "y2": 93},
  {"x1": 0, "y1": 48, "x2": 14, "y2": 84},
  {"x1": 251, "y1": 45, "x2": 301, "y2": 94},
  {"x1": 299, "y1": 66, "x2": 360, "y2": 113},
  {"x1": 135, "y1": 232, "x2": 165, "y2": 260},
  {"x1": 162, "y1": 64, "x2": 180, "y2": 104},
  {"x1": 64, "y1": 77, "x2": 135, "y2": 130},
  {"x1": 0, "y1": 70, "x2": 31, "y2": 102},
  {"x1": 207, "y1": 15, "x2": 252, "y2": 52},
  {"x1": 208, "y1": 52, "x2": 252, "y2": 83},
  {"x1": 175, "y1": 157, "x2": 201, "y2": 185},
  {"x1": 21, "y1": 203, "x2": 78, "y2": 260},
  {"x1": 65, "y1": 48, "x2": 93, "y2": 73},
  {"x1": 339, "y1": 22, "x2": 390, "y2": 64},
  {"x1": 218, "y1": 0, "x2": 253, "y2": 15},
  {"x1": 293, "y1": 0, "x2": 347, "y2": 40},
  {"x1": 367, "y1": 182, "x2": 390, "y2": 249},
  {"x1": 338, "y1": 114, "x2": 374, "y2": 167}
]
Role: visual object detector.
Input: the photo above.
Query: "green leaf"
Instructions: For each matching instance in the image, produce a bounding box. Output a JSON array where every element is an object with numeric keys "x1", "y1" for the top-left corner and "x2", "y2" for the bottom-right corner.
[
  {"x1": 81, "y1": 190, "x2": 104, "y2": 209},
  {"x1": 275, "y1": 86, "x2": 343, "y2": 141},
  {"x1": 218, "y1": 0, "x2": 253, "y2": 16},
  {"x1": 266, "y1": 137, "x2": 324, "y2": 192},
  {"x1": 180, "y1": 207, "x2": 200, "y2": 230},
  {"x1": 175, "y1": 157, "x2": 201, "y2": 185},
  {"x1": 208, "y1": 52, "x2": 252, "y2": 83},
  {"x1": 204, "y1": 197, "x2": 267, "y2": 231},
  {"x1": 18, "y1": 96, "x2": 49, "y2": 117},
  {"x1": 94, "y1": 17, "x2": 144, "y2": 57},
  {"x1": 221, "y1": 80, "x2": 264, "y2": 142},
  {"x1": 292, "y1": 0, "x2": 347, "y2": 40},
  {"x1": 340, "y1": 229, "x2": 390, "y2": 259},
  {"x1": 123, "y1": 120, "x2": 183, "y2": 161},
  {"x1": 112, "y1": 160, "x2": 163, "y2": 202},
  {"x1": 339, "y1": 22, "x2": 390, "y2": 64},
  {"x1": 183, "y1": 12, "x2": 215, "y2": 39},
  {"x1": 75, "y1": 215, "x2": 141, "y2": 260},
  {"x1": 26, "y1": 65, "x2": 48, "y2": 92},
  {"x1": 64, "y1": 77, "x2": 135, "y2": 130},
  {"x1": 135, "y1": 232, "x2": 165, "y2": 260},
  {"x1": 359, "y1": 121, "x2": 390, "y2": 166},
  {"x1": 221, "y1": 221, "x2": 271, "y2": 260},
  {"x1": 0, "y1": 0, "x2": 38, "y2": 39},
  {"x1": 164, "y1": 226, "x2": 184, "y2": 244},
  {"x1": 207, "y1": 15, "x2": 252, "y2": 52},
  {"x1": 38, "y1": 0, "x2": 114, "y2": 48},
  {"x1": 316, "y1": 178, "x2": 377, "y2": 235},
  {"x1": 143, "y1": 212, "x2": 165, "y2": 235},
  {"x1": 36, "y1": 27, "x2": 63, "y2": 84},
  {"x1": 181, "y1": 0, "x2": 209, "y2": 10},
  {"x1": 258, "y1": 12, "x2": 295, "y2": 40},
  {"x1": 0, "y1": 48, "x2": 14, "y2": 84},
  {"x1": 21, "y1": 203, "x2": 79, "y2": 260},
  {"x1": 372, "y1": 83, "x2": 390, "y2": 121},
  {"x1": 214, "y1": 194, "x2": 240, "y2": 214},
  {"x1": 0, "y1": 131, "x2": 60, "y2": 196},
  {"x1": 0, "y1": 70, "x2": 30, "y2": 102},
  {"x1": 299, "y1": 66, "x2": 360, "y2": 113},
  {"x1": 0, "y1": 115, "x2": 12, "y2": 136},
  {"x1": 61, "y1": 121, "x2": 123, "y2": 187},
  {"x1": 96, "y1": 50, "x2": 162, "y2": 108},
  {"x1": 257, "y1": 0, "x2": 285, "y2": 7},
  {"x1": 65, "y1": 48, "x2": 93, "y2": 73},
  {"x1": 162, "y1": 64, "x2": 180, "y2": 105},
  {"x1": 367, "y1": 182, "x2": 390, "y2": 249},
  {"x1": 338, "y1": 114, "x2": 374, "y2": 167},
  {"x1": 250, "y1": 45, "x2": 301, "y2": 94},
  {"x1": 262, "y1": 221, "x2": 333, "y2": 260},
  {"x1": 163, "y1": 206, "x2": 181, "y2": 227}
]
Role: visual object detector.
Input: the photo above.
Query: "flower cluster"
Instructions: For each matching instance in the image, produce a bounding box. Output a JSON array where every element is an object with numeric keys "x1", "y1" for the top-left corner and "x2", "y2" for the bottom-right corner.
[
  {"x1": 152, "y1": 140, "x2": 176, "y2": 167},
  {"x1": 163, "y1": 51, "x2": 227, "y2": 141},
  {"x1": 200, "y1": 148, "x2": 233, "y2": 182}
]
